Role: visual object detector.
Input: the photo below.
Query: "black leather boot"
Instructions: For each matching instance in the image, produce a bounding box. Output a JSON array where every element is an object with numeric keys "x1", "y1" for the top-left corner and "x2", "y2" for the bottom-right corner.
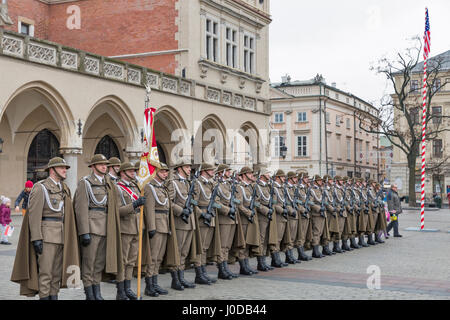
[
  {"x1": 218, "y1": 262, "x2": 233, "y2": 280},
  {"x1": 224, "y1": 261, "x2": 239, "y2": 278},
  {"x1": 284, "y1": 249, "x2": 297, "y2": 264},
  {"x1": 92, "y1": 284, "x2": 104, "y2": 300},
  {"x1": 123, "y1": 279, "x2": 138, "y2": 300},
  {"x1": 84, "y1": 286, "x2": 95, "y2": 300},
  {"x1": 239, "y1": 259, "x2": 253, "y2": 275},
  {"x1": 49, "y1": 295, "x2": 58, "y2": 300},
  {"x1": 201, "y1": 265, "x2": 217, "y2": 283},
  {"x1": 116, "y1": 281, "x2": 130, "y2": 300},
  {"x1": 312, "y1": 245, "x2": 324, "y2": 258},
  {"x1": 194, "y1": 266, "x2": 211, "y2": 285},
  {"x1": 170, "y1": 270, "x2": 185, "y2": 290},
  {"x1": 262, "y1": 256, "x2": 274, "y2": 270},
  {"x1": 297, "y1": 246, "x2": 312, "y2": 261},
  {"x1": 350, "y1": 237, "x2": 361, "y2": 249},
  {"x1": 257, "y1": 256, "x2": 269, "y2": 271},
  {"x1": 367, "y1": 233, "x2": 377, "y2": 245},
  {"x1": 333, "y1": 241, "x2": 344, "y2": 253},
  {"x1": 375, "y1": 233, "x2": 385, "y2": 244},
  {"x1": 245, "y1": 258, "x2": 258, "y2": 274},
  {"x1": 178, "y1": 269, "x2": 196, "y2": 288},
  {"x1": 144, "y1": 276, "x2": 159, "y2": 297},
  {"x1": 152, "y1": 275, "x2": 168, "y2": 295},
  {"x1": 271, "y1": 252, "x2": 282, "y2": 268},
  {"x1": 322, "y1": 244, "x2": 333, "y2": 256},
  {"x1": 359, "y1": 235, "x2": 369, "y2": 247},
  {"x1": 277, "y1": 252, "x2": 289, "y2": 267},
  {"x1": 341, "y1": 239, "x2": 353, "y2": 251},
  {"x1": 291, "y1": 248, "x2": 301, "y2": 263}
]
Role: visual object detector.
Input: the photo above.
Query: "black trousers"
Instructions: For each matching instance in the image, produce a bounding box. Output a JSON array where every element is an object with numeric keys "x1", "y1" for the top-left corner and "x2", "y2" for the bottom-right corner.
[{"x1": 386, "y1": 219, "x2": 399, "y2": 236}]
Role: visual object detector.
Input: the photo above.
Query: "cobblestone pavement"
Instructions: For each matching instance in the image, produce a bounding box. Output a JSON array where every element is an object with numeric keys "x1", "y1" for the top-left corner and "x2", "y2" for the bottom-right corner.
[{"x1": 1, "y1": 209, "x2": 449, "y2": 300}]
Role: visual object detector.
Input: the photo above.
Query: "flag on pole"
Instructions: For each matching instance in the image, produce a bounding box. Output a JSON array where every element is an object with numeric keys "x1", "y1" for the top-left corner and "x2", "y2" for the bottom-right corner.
[
  {"x1": 136, "y1": 106, "x2": 160, "y2": 190},
  {"x1": 420, "y1": 8, "x2": 430, "y2": 230}
]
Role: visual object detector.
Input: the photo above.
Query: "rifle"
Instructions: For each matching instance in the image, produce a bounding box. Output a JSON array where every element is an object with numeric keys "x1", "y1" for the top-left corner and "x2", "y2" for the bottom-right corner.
[
  {"x1": 329, "y1": 186, "x2": 337, "y2": 217},
  {"x1": 361, "y1": 187, "x2": 369, "y2": 214},
  {"x1": 201, "y1": 179, "x2": 221, "y2": 227},
  {"x1": 319, "y1": 186, "x2": 327, "y2": 218},
  {"x1": 181, "y1": 170, "x2": 200, "y2": 224},
  {"x1": 248, "y1": 178, "x2": 260, "y2": 223},
  {"x1": 227, "y1": 172, "x2": 239, "y2": 221},
  {"x1": 304, "y1": 186, "x2": 312, "y2": 214},
  {"x1": 338, "y1": 185, "x2": 348, "y2": 217},
  {"x1": 282, "y1": 183, "x2": 289, "y2": 219},
  {"x1": 266, "y1": 179, "x2": 275, "y2": 221}
]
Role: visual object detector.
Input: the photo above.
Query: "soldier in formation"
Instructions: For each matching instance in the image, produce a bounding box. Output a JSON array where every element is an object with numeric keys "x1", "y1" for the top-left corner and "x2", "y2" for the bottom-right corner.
[{"x1": 12, "y1": 156, "x2": 389, "y2": 300}]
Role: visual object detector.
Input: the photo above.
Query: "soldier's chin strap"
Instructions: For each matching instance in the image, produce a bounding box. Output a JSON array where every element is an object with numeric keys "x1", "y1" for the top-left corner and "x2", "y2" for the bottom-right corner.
[
  {"x1": 51, "y1": 168, "x2": 66, "y2": 182},
  {"x1": 180, "y1": 166, "x2": 190, "y2": 179},
  {"x1": 124, "y1": 171, "x2": 135, "y2": 182}
]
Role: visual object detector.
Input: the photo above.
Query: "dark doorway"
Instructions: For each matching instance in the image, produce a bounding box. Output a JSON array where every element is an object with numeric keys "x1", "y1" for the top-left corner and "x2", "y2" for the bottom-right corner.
[
  {"x1": 95, "y1": 135, "x2": 121, "y2": 160},
  {"x1": 27, "y1": 129, "x2": 61, "y2": 182},
  {"x1": 157, "y1": 142, "x2": 166, "y2": 164}
]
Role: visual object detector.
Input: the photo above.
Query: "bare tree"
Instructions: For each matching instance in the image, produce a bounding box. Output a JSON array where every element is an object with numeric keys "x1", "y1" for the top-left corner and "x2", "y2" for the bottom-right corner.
[{"x1": 357, "y1": 36, "x2": 450, "y2": 206}]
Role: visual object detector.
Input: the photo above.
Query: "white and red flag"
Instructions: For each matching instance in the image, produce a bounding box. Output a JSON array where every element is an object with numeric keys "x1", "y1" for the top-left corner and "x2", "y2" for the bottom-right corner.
[{"x1": 136, "y1": 106, "x2": 160, "y2": 190}]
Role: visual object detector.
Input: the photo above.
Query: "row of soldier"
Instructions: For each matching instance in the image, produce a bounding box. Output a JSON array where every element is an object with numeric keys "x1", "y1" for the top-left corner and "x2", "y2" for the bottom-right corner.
[{"x1": 11, "y1": 154, "x2": 388, "y2": 300}]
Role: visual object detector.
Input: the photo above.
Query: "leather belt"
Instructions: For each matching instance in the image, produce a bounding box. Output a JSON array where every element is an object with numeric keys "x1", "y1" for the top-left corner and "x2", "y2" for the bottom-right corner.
[
  {"x1": 198, "y1": 206, "x2": 208, "y2": 210},
  {"x1": 89, "y1": 207, "x2": 107, "y2": 212},
  {"x1": 155, "y1": 209, "x2": 169, "y2": 214},
  {"x1": 42, "y1": 217, "x2": 63, "y2": 221}
]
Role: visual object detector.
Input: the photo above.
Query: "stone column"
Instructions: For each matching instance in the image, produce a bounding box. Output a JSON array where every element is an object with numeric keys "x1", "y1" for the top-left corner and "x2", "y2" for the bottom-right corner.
[{"x1": 60, "y1": 147, "x2": 82, "y2": 195}]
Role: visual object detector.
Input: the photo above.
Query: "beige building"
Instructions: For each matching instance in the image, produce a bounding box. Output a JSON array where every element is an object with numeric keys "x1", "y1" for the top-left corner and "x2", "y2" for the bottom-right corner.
[
  {"x1": 270, "y1": 75, "x2": 381, "y2": 179},
  {"x1": 391, "y1": 50, "x2": 450, "y2": 200},
  {"x1": 0, "y1": 0, "x2": 272, "y2": 199}
]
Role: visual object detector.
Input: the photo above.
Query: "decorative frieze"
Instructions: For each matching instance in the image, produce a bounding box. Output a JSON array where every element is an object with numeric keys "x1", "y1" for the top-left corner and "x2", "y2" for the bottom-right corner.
[
  {"x1": 234, "y1": 94, "x2": 243, "y2": 108},
  {"x1": 28, "y1": 42, "x2": 57, "y2": 65},
  {"x1": 61, "y1": 51, "x2": 78, "y2": 70},
  {"x1": 222, "y1": 92, "x2": 232, "y2": 105},
  {"x1": 146, "y1": 72, "x2": 159, "y2": 89},
  {"x1": 206, "y1": 88, "x2": 220, "y2": 103},
  {"x1": 127, "y1": 68, "x2": 141, "y2": 85},
  {"x1": 1, "y1": 35, "x2": 23, "y2": 57},
  {"x1": 180, "y1": 81, "x2": 191, "y2": 96},
  {"x1": 104, "y1": 61, "x2": 124, "y2": 80},
  {"x1": 162, "y1": 77, "x2": 178, "y2": 93},
  {"x1": 84, "y1": 56, "x2": 100, "y2": 75},
  {"x1": 244, "y1": 97, "x2": 256, "y2": 110}
]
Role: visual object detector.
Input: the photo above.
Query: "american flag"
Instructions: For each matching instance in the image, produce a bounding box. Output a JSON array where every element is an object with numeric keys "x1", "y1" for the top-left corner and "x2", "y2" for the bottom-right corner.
[{"x1": 424, "y1": 8, "x2": 430, "y2": 59}]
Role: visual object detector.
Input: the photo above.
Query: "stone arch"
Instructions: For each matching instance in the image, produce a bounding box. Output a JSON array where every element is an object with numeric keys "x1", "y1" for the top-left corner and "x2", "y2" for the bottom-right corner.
[
  {"x1": 154, "y1": 105, "x2": 189, "y2": 166},
  {"x1": 193, "y1": 114, "x2": 228, "y2": 165},
  {"x1": 0, "y1": 80, "x2": 74, "y2": 147},
  {"x1": 236, "y1": 121, "x2": 261, "y2": 166}
]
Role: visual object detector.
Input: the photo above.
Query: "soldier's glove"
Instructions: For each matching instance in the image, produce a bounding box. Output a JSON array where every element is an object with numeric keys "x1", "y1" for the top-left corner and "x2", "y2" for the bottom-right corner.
[
  {"x1": 133, "y1": 196, "x2": 146, "y2": 209},
  {"x1": 80, "y1": 234, "x2": 91, "y2": 247},
  {"x1": 32, "y1": 240, "x2": 43, "y2": 255},
  {"x1": 148, "y1": 230, "x2": 156, "y2": 239}
]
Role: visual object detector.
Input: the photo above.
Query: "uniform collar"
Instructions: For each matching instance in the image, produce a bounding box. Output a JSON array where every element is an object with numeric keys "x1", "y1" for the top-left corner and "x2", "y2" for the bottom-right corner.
[
  {"x1": 49, "y1": 177, "x2": 61, "y2": 190},
  {"x1": 94, "y1": 173, "x2": 104, "y2": 183}
]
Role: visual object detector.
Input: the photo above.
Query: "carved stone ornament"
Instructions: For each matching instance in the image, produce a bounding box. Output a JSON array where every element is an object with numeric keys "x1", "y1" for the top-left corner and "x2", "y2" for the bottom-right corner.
[
  {"x1": 1, "y1": 35, "x2": 23, "y2": 57},
  {"x1": 28, "y1": 42, "x2": 57, "y2": 65}
]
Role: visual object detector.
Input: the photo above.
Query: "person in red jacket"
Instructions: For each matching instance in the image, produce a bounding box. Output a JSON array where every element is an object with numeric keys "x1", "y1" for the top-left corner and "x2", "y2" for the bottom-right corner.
[{"x1": 0, "y1": 197, "x2": 12, "y2": 245}]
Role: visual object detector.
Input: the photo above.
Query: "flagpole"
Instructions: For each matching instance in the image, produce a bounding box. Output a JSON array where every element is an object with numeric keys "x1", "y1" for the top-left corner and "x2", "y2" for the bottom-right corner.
[
  {"x1": 420, "y1": 8, "x2": 430, "y2": 230},
  {"x1": 136, "y1": 85, "x2": 151, "y2": 299}
]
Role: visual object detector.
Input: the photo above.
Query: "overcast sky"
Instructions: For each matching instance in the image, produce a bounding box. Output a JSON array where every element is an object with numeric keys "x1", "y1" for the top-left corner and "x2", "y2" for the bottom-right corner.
[{"x1": 269, "y1": 0, "x2": 450, "y2": 107}]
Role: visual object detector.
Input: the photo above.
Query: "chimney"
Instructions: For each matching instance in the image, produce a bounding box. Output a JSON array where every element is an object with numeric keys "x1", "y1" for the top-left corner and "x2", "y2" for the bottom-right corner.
[{"x1": 331, "y1": 82, "x2": 337, "y2": 88}]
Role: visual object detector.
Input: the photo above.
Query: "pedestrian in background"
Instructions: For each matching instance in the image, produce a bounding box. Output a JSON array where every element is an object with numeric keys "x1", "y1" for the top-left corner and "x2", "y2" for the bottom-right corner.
[
  {"x1": 386, "y1": 184, "x2": 402, "y2": 238},
  {"x1": 14, "y1": 181, "x2": 33, "y2": 216},
  {"x1": 447, "y1": 191, "x2": 450, "y2": 208},
  {"x1": 0, "y1": 197, "x2": 12, "y2": 245}
]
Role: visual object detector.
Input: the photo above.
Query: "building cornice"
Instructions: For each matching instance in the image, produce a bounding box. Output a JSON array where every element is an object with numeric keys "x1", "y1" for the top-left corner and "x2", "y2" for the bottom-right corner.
[{"x1": 0, "y1": 30, "x2": 269, "y2": 115}]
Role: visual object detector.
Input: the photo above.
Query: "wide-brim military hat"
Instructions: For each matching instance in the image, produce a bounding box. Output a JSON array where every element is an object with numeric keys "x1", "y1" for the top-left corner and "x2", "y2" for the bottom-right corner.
[
  {"x1": 46, "y1": 157, "x2": 70, "y2": 170},
  {"x1": 334, "y1": 175, "x2": 343, "y2": 181},
  {"x1": 172, "y1": 159, "x2": 192, "y2": 169},
  {"x1": 89, "y1": 154, "x2": 110, "y2": 167},
  {"x1": 157, "y1": 162, "x2": 169, "y2": 171},
  {"x1": 342, "y1": 176, "x2": 349, "y2": 182},
  {"x1": 216, "y1": 164, "x2": 231, "y2": 173},
  {"x1": 107, "y1": 157, "x2": 121, "y2": 167},
  {"x1": 199, "y1": 162, "x2": 216, "y2": 172},
  {"x1": 260, "y1": 169, "x2": 273, "y2": 176},
  {"x1": 367, "y1": 179, "x2": 376, "y2": 185},
  {"x1": 133, "y1": 162, "x2": 140, "y2": 171},
  {"x1": 287, "y1": 171, "x2": 297, "y2": 179},
  {"x1": 312, "y1": 174, "x2": 322, "y2": 182},
  {"x1": 297, "y1": 170, "x2": 309, "y2": 179},
  {"x1": 322, "y1": 174, "x2": 332, "y2": 182},
  {"x1": 273, "y1": 169, "x2": 286, "y2": 177},
  {"x1": 239, "y1": 166, "x2": 253, "y2": 175},
  {"x1": 118, "y1": 162, "x2": 135, "y2": 173}
]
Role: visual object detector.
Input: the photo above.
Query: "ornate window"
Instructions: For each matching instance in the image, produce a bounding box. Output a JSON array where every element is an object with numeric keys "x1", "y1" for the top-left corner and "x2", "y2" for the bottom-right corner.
[
  {"x1": 95, "y1": 135, "x2": 120, "y2": 160},
  {"x1": 27, "y1": 129, "x2": 61, "y2": 182}
]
